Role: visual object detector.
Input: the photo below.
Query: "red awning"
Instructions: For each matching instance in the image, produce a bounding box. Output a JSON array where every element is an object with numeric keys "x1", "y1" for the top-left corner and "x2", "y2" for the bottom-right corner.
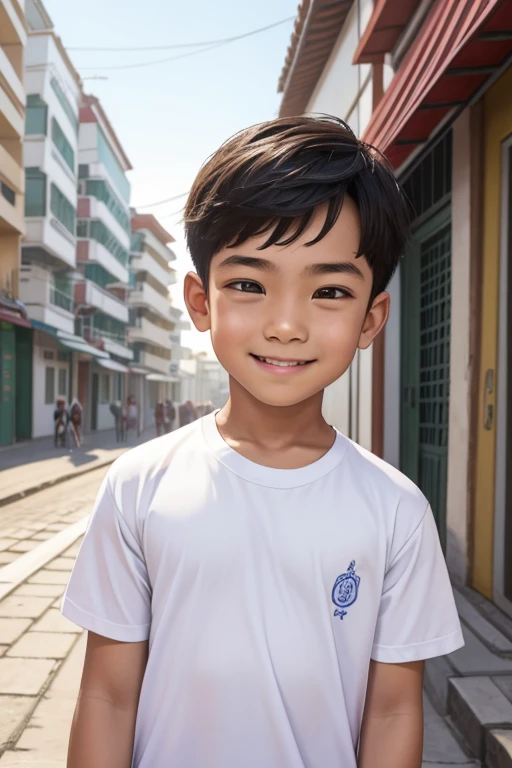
[
  {"x1": 362, "y1": 0, "x2": 512, "y2": 169},
  {"x1": 0, "y1": 310, "x2": 32, "y2": 328},
  {"x1": 353, "y1": 0, "x2": 422, "y2": 64}
]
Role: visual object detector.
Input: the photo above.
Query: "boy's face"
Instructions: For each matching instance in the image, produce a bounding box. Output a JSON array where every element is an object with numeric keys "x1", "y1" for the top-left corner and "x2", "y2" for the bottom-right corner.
[{"x1": 185, "y1": 198, "x2": 390, "y2": 408}]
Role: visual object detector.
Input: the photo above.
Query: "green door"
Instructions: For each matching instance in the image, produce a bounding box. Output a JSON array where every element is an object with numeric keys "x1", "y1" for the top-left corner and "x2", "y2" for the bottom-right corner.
[
  {"x1": 15, "y1": 327, "x2": 33, "y2": 441},
  {"x1": 401, "y1": 205, "x2": 452, "y2": 548},
  {"x1": 0, "y1": 322, "x2": 15, "y2": 446}
]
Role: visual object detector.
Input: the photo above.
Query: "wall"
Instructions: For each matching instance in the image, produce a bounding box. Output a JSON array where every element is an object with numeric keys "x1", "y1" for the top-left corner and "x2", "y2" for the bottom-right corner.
[
  {"x1": 383, "y1": 269, "x2": 401, "y2": 467},
  {"x1": 32, "y1": 332, "x2": 70, "y2": 438}
]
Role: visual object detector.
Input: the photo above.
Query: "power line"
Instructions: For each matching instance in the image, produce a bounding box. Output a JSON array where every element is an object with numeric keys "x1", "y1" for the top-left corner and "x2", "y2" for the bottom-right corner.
[
  {"x1": 79, "y1": 40, "x2": 230, "y2": 72},
  {"x1": 137, "y1": 191, "x2": 190, "y2": 209},
  {"x1": 68, "y1": 16, "x2": 295, "y2": 53}
]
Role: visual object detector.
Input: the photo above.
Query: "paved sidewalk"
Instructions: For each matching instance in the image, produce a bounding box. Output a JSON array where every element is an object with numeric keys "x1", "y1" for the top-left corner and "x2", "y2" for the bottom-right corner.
[{"x1": 0, "y1": 428, "x2": 154, "y2": 507}]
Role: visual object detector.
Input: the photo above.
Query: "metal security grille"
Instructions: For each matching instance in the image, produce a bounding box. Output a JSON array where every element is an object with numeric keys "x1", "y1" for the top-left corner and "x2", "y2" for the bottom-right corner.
[{"x1": 418, "y1": 223, "x2": 451, "y2": 536}]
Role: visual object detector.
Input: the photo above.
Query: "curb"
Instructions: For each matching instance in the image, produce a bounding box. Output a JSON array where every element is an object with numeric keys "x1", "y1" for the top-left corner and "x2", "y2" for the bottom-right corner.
[{"x1": 0, "y1": 457, "x2": 118, "y2": 509}]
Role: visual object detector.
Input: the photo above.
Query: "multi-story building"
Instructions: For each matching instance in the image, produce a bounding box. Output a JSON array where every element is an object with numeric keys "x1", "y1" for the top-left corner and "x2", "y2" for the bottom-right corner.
[
  {"x1": 18, "y1": 0, "x2": 99, "y2": 439},
  {"x1": 128, "y1": 212, "x2": 179, "y2": 430},
  {"x1": 74, "y1": 93, "x2": 133, "y2": 431},
  {"x1": 0, "y1": 0, "x2": 28, "y2": 445}
]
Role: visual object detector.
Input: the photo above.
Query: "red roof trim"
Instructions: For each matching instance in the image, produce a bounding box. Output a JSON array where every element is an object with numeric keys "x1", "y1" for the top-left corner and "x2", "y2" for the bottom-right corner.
[
  {"x1": 353, "y1": 0, "x2": 422, "y2": 64},
  {"x1": 362, "y1": 0, "x2": 510, "y2": 168},
  {"x1": 131, "y1": 214, "x2": 175, "y2": 245}
]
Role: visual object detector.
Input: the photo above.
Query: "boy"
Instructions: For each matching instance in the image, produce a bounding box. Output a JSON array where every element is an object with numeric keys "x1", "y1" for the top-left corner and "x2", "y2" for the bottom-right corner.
[{"x1": 63, "y1": 115, "x2": 464, "y2": 768}]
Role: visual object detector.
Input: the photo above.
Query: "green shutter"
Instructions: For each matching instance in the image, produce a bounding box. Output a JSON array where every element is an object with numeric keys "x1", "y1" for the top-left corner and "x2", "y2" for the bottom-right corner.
[
  {"x1": 25, "y1": 95, "x2": 48, "y2": 135},
  {"x1": 51, "y1": 118, "x2": 75, "y2": 173},
  {"x1": 50, "y1": 183, "x2": 76, "y2": 235},
  {"x1": 25, "y1": 170, "x2": 47, "y2": 216}
]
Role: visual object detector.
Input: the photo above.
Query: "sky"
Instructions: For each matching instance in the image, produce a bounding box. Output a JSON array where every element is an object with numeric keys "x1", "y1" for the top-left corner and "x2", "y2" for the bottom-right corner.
[{"x1": 43, "y1": 0, "x2": 299, "y2": 357}]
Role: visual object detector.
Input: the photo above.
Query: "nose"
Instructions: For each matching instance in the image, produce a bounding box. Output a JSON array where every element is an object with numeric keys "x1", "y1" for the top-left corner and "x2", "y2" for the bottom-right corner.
[{"x1": 263, "y1": 299, "x2": 309, "y2": 344}]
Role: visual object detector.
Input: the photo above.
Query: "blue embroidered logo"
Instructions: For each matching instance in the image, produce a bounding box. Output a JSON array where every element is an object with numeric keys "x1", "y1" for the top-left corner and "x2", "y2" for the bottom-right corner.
[{"x1": 332, "y1": 561, "x2": 360, "y2": 620}]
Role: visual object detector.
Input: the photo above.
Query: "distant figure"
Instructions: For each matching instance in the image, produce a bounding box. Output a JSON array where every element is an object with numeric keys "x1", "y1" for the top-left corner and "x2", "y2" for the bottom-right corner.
[
  {"x1": 154, "y1": 401, "x2": 165, "y2": 437},
  {"x1": 178, "y1": 400, "x2": 198, "y2": 427},
  {"x1": 126, "y1": 395, "x2": 138, "y2": 436},
  {"x1": 69, "y1": 398, "x2": 83, "y2": 447},
  {"x1": 54, "y1": 397, "x2": 68, "y2": 448},
  {"x1": 164, "y1": 399, "x2": 176, "y2": 433},
  {"x1": 110, "y1": 401, "x2": 124, "y2": 442}
]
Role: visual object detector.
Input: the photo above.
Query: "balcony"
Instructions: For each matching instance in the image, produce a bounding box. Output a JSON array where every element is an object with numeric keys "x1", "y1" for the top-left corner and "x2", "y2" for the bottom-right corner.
[
  {"x1": 0, "y1": 44, "x2": 24, "y2": 111},
  {"x1": 24, "y1": 216, "x2": 76, "y2": 270},
  {"x1": 130, "y1": 248, "x2": 176, "y2": 290},
  {"x1": 135, "y1": 348, "x2": 171, "y2": 375},
  {"x1": 0, "y1": 82, "x2": 23, "y2": 138},
  {"x1": 129, "y1": 316, "x2": 171, "y2": 350},
  {"x1": 75, "y1": 279, "x2": 129, "y2": 324},
  {"x1": 0, "y1": 144, "x2": 22, "y2": 193},
  {"x1": 129, "y1": 280, "x2": 173, "y2": 321},
  {"x1": 77, "y1": 238, "x2": 129, "y2": 285},
  {"x1": 0, "y1": 0, "x2": 28, "y2": 48},
  {"x1": 0, "y1": 180, "x2": 23, "y2": 235},
  {"x1": 84, "y1": 327, "x2": 133, "y2": 361},
  {"x1": 139, "y1": 228, "x2": 176, "y2": 264},
  {"x1": 84, "y1": 195, "x2": 130, "y2": 251},
  {"x1": 19, "y1": 264, "x2": 74, "y2": 334},
  {"x1": 24, "y1": 137, "x2": 77, "y2": 202}
]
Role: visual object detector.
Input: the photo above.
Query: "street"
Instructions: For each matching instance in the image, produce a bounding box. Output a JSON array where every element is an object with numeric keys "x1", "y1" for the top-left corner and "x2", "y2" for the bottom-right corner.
[{"x1": 0, "y1": 468, "x2": 480, "y2": 767}]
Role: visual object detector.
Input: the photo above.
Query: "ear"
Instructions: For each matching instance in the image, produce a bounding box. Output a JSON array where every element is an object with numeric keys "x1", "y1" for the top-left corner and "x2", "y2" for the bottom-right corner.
[
  {"x1": 184, "y1": 272, "x2": 210, "y2": 332},
  {"x1": 358, "y1": 291, "x2": 390, "y2": 350}
]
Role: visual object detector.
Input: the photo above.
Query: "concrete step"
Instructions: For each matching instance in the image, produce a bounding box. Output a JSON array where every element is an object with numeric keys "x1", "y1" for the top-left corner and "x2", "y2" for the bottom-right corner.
[{"x1": 448, "y1": 676, "x2": 512, "y2": 766}]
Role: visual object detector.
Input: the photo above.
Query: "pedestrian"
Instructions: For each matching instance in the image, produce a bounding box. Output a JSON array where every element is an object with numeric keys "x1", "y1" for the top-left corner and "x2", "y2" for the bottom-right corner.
[
  {"x1": 63, "y1": 115, "x2": 463, "y2": 768},
  {"x1": 69, "y1": 398, "x2": 83, "y2": 447},
  {"x1": 126, "y1": 395, "x2": 138, "y2": 437},
  {"x1": 154, "y1": 400, "x2": 165, "y2": 437},
  {"x1": 53, "y1": 397, "x2": 68, "y2": 448},
  {"x1": 109, "y1": 401, "x2": 124, "y2": 443},
  {"x1": 178, "y1": 399, "x2": 198, "y2": 426},
  {"x1": 164, "y1": 399, "x2": 176, "y2": 433}
]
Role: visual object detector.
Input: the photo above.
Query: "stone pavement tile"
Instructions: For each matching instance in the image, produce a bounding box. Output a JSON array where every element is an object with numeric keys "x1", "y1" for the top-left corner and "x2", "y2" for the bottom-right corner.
[
  {"x1": 52, "y1": 597, "x2": 62, "y2": 609},
  {"x1": 423, "y1": 695, "x2": 475, "y2": 764},
  {"x1": 9, "y1": 633, "x2": 86, "y2": 762},
  {"x1": 10, "y1": 530, "x2": 33, "y2": 540},
  {"x1": 493, "y1": 675, "x2": 512, "y2": 704},
  {"x1": 0, "y1": 539, "x2": 18, "y2": 553},
  {"x1": 0, "y1": 695, "x2": 36, "y2": 750},
  {"x1": 26, "y1": 523, "x2": 49, "y2": 532},
  {"x1": 450, "y1": 626, "x2": 512, "y2": 675},
  {"x1": 12, "y1": 584, "x2": 64, "y2": 599},
  {"x1": 45, "y1": 524, "x2": 67, "y2": 533},
  {"x1": 44, "y1": 558, "x2": 74, "y2": 572},
  {"x1": 8, "y1": 541, "x2": 40, "y2": 554},
  {"x1": 28, "y1": 571, "x2": 70, "y2": 586},
  {"x1": 7, "y1": 632, "x2": 76, "y2": 660},
  {"x1": 0, "y1": 552, "x2": 18, "y2": 565},
  {"x1": 449, "y1": 676, "x2": 512, "y2": 759},
  {"x1": 0, "y1": 657, "x2": 55, "y2": 695},
  {"x1": 0, "y1": 646, "x2": 8, "y2": 656},
  {"x1": 0, "y1": 618, "x2": 32, "y2": 644},
  {"x1": 30, "y1": 532, "x2": 54, "y2": 542},
  {"x1": 0, "y1": 596, "x2": 54, "y2": 619},
  {"x1": 31, "y1": 609, "x2": 81, "y2": 634},
  {"x1": 62, "y1": 543, "x2": 82, "y2": 558}
]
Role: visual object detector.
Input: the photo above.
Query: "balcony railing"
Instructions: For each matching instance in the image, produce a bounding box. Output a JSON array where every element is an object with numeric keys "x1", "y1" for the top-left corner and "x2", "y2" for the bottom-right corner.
[
  {"x1": 85, "y1": 327, "x2": 127, "y2": 347},
  {"x1": 49, "y1": 286, "x2": 73, "y2": 313}
]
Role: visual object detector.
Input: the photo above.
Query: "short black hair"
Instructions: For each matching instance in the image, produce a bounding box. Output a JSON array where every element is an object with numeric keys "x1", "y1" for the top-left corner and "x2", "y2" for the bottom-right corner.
[{"x1": 184, "y1": 115, "x2": 412, "y2": 301}]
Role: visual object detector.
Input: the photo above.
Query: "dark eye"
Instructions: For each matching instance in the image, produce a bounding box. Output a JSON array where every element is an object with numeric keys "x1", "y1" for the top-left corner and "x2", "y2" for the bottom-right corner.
[
  {"x1": 313, "y1": 287, "x2": 349, "y2": 300},
  {"x1": 228, "y1": 281, "x2": 264, "y2": 294}
]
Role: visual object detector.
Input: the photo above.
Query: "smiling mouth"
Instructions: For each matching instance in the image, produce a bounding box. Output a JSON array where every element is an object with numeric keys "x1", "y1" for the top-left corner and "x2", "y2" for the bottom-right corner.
[{"x1": 250, "y1": 354, "x2": 315, "y2": 368}]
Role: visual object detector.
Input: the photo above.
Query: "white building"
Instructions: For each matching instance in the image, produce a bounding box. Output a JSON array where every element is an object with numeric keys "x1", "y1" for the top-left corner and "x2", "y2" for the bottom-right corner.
[
  {"x1": 128, "y1": 212, "x2": 181, "y2": 431},
  {"x1": 19, "y1": 0, "x2": 105, "y2": 438},
  {"x1": 74, "y1": 93, "x2": 133, "y2": 431}
]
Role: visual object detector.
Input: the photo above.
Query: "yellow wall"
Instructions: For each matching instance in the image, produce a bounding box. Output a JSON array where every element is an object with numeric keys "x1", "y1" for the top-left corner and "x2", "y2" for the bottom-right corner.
[{"x1": 473, "y1": 67, "x2": 512, "y2": 597}]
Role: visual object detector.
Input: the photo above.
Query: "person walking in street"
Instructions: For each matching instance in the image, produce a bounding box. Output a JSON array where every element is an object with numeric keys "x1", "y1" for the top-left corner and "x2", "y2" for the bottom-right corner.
[
  {"x1": 109, "y1": 401, "x2": 125, "y2": 443},
  {"x1": 63, "y1": 116, "x2": 463, "y2": 768},
  {"x1": 154, "y1": 401, "x2": 165, "y2": 437},
  {"x1": 53, "y1": 397, "x2": 68, "y2": 448},
  {"x1": 164, "y1": 399, "x2": 176, "y2": 433},
  {"x1": 69, "y1": 398, "x2": 83, "y2": 447}
]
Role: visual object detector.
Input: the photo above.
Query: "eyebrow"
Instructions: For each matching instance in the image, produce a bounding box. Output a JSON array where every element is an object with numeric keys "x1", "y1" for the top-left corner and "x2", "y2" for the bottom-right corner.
[{"x1": 218, "y1": 254, "x2": 365, "y2": 280}]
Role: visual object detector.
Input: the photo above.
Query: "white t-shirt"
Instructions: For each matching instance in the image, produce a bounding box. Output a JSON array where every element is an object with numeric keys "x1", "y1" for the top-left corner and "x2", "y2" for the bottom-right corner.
[{"x1": 62, "y1": 412, "x2": 464, "y2": 768}]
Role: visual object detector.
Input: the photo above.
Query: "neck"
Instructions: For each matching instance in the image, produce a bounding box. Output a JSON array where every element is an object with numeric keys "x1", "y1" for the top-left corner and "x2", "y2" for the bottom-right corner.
[{"x1": 217, "y1": 376, "x2": 331, "y2": 450}]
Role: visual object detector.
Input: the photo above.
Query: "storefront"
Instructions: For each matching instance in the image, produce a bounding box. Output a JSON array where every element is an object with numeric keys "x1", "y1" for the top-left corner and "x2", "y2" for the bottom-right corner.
[{"x1": 0, "y1": 299, "x2": 33, "y2": 446}]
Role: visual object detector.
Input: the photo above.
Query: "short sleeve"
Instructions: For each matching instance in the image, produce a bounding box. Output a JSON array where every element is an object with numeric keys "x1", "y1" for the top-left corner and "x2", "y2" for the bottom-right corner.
[
  {"x1": 61, "y1": 473, "x2": 151, "y2": 642},
  {"x1": 371, "y1": 506, "x2": 464, "y2": 663}
]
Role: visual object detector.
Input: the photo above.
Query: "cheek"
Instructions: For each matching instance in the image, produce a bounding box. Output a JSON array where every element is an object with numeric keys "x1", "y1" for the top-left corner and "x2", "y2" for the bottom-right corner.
[
  {"x1": 209, "y1": 296, "x2": 254, "y2": 348},
  {"x1": 315, "y1": 308, "x2": 365, "y2": 351}
]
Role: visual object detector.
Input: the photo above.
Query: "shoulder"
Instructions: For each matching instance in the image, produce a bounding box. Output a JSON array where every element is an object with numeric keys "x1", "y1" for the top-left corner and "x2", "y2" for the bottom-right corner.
[{"x1": 342, "y1": 437, "x2": 429, "y2": 542}]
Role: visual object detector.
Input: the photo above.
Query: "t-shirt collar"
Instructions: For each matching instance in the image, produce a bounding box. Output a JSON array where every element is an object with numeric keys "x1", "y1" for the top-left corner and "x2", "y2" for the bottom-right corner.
[{"x1": 201, "y1": 410, "x2": 348, "y2": 489}]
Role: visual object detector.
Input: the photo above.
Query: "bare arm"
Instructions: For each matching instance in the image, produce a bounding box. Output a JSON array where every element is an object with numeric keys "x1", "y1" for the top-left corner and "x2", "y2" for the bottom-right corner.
[
  {"x1": 68, "y1": 632, "x2": 148, "y2": 768},
  {"x1": 358, "y1": 660, "x2": 424, "y2": 768}
]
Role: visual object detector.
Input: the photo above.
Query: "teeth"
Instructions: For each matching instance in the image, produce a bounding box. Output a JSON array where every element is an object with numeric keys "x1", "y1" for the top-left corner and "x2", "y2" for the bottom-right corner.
[{"x1": 257, "y1": 357, "x2": 307, "y2": 367}]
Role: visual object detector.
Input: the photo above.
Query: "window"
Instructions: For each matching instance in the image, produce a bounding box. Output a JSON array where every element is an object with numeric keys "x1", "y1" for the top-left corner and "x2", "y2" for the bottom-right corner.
[
  {"x1": 50, "y1": 77, "x2": 78, "y2": 134},
  {"x1": 50, "y1": 183, "x2": 76, "y2": 235},
  {"x1": 85, "y1": 179, "x2": 130, "y2": 233},
  {"x1": 97, "y1": 128, "x2": 131, "y2": 203},
  {"x1": 25, "y1": 169, "x2": 47, "y2": 217},
  {"x1": 26, "y1": 94, "x2": 48, "y2": 135},
  {"x1": 76, "y1": 218, "x2": 129, "y2": 266},
  {"x1": 78, "y1": 164, "x2": 89, "y2": 179},
  {"x1": 51, "y1": 118, "x2": 75, "y2": 173},
  {"x1": 45, "y1": 367, "x2": 55, "y2": 405},
  {"x1": 84, "y1": 263, "x2": 117, "y2": 289},
  {"x1": 1, "y1": 182, "x2": 15, "y2": 206},
  {"x1": 131, "y1": 232, "x2": 144, "y2": 252},
  {"x1": 58, "y1": 368, "x2": 68, "y2": 398},
  {"x1": 101, "y1": 373, "x2": 110, "y2": 404}
]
